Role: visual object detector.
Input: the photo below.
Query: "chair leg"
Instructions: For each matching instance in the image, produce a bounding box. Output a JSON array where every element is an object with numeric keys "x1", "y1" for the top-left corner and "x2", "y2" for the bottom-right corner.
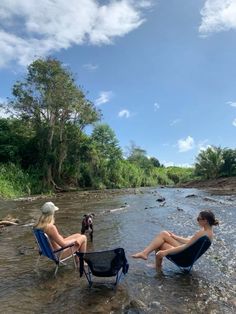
[
  {"x1": 35, "y1": 255, "x2": 41, "y2": 272},
  {"x1": 70, "y1": 248, "x2": 77, "y2": 270},
  {"x1": 54, "y1": 264, "x2": 59, "y2": 277},
  {"x1": 83, "y1": 267, "x2": 93, "y2": 288}
]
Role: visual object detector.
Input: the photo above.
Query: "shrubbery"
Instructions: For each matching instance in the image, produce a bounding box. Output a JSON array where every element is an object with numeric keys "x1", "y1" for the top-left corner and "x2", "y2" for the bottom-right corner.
[{"x1": 0, "y1": 163, "x2": 30, "y2": 198}]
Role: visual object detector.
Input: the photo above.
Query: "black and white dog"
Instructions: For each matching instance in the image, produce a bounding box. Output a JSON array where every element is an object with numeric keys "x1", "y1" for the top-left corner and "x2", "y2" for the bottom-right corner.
[{"x1": 81, "y1": 213, "x2": 95, "y2": 242}]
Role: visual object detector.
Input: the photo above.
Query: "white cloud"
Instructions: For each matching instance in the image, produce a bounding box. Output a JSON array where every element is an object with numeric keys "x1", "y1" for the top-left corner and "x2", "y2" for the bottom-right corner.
[
  {"x1": 199, "y1": 0, "x2": 236, "y2": 35},
  {"x1": 95, "y1": 91, "x2": 112, "y2": 106},
  {"x1": 154, "y1": 102, "x2": 160, "y2": 111},
  {"x1": 137, "y1": 1, "x2": 154, "y2": 9},
  {"x1": 0, "y1": 0, "x2": 151, "y2": 68},
  {"x1": 170, "y1": 118, "x2": 181, "y2": 126},
  {"x1": 227, "y1": 101, "x2": 236, "y2": 107},
  {"x1": 83, "y1": 63, "x2": 98, "y2": 71},
  {"x1": 177, "y1": 136, "x2": 195, "y2": 152},
  {"x1": 233, "y1": 118, "x2": 236, "y2": 126},
  {"x1": 118, "y1": 109, "x2": 130, "y2": 118}
]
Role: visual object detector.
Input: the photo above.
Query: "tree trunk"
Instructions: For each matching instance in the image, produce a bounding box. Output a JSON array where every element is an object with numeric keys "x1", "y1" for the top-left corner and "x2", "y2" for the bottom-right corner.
[{"x1": 57, "y1": 122, "x2": 67, "y2": 180}]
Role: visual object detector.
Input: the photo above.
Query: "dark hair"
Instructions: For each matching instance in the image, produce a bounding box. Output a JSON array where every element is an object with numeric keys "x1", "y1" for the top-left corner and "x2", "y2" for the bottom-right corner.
[{"x1": 199, "y1": 210, "x2": 219, "y2": 226}]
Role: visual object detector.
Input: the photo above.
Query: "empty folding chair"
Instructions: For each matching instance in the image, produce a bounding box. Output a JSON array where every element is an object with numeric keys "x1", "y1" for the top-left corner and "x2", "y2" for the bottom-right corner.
[{"x1": 78, "y1": 248, "x2": 129, "y2": 287}]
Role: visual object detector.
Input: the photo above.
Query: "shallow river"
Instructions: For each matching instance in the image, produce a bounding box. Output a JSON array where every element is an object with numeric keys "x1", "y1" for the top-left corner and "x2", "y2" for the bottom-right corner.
[{"x1": 0, "y1": 187, "x2": 235, "y2": 313}]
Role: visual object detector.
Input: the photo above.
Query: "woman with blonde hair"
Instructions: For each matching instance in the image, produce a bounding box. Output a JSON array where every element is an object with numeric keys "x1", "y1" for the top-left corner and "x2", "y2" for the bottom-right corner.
[{"x1": 35, "y1": 202, "x2": 87, "y2": 259}]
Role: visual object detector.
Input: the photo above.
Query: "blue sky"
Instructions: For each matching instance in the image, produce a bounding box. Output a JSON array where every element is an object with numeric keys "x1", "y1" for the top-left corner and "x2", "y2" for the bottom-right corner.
[{"x1": 0, "y1": 0, "x2": 236, "y2": 166}]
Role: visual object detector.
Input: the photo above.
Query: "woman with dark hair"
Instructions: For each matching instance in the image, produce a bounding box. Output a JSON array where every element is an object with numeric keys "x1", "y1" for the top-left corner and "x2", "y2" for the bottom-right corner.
[{"x1": 132, "y1": 210, "x2": 219, "y2": 270}]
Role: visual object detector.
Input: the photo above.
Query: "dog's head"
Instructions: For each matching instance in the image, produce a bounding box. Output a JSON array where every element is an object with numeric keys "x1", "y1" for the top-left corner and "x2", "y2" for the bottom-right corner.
[{"x1": 82, "y1": 213, "x2": 95, "y2": 228}]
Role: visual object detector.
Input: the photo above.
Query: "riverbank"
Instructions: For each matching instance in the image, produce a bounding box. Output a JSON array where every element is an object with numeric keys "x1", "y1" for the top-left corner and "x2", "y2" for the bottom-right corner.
[
  {"x1": 1, "y1": 176, "x2": 236, "y2": 204},
  {"x1": 178, "y1": 176, "x2": 236, "y2": 195}
]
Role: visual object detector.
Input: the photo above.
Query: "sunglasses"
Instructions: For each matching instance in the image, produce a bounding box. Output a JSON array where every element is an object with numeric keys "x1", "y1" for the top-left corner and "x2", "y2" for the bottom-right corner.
[{"x1": 197, "y1": 217, "x2": 204, "y2": 221}]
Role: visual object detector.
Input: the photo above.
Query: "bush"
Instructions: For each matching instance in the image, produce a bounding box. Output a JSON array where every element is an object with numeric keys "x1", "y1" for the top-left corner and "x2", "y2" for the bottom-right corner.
[{"x1": 0, "y1": 163, "x2": 30, "y2": 198}]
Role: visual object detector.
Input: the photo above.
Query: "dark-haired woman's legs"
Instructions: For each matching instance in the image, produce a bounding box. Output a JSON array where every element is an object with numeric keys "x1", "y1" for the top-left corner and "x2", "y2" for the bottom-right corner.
[{"x1": 132, "y1": 231, "x2": 181, "y2": 260}]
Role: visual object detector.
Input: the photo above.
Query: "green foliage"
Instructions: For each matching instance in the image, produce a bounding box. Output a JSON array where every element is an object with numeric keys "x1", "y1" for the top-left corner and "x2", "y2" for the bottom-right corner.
[
  {"x1": 0, "y1": 163, "x2": 52, "y2": 198},
  {"x1": 221, "y1": 148, "x2": 236, "y2": 176},
  {"x1": 8, "y1": 57, "x2": 100, "y2": 188},
  {"x1": 0, "y1": 163, "x2": 30, "y2": 198},
  {"x1": 91, "y1": 124, "x2": 122, "y2": 161},
  {"x1": 166, "y1": 167, "x2": 195, "y2": 184},
  {"x1": 127, "y1": 143, "x2": 161, "y2": 175},
  {"x1": 0, "y1": 118, "x2": 35, "y2": 165},
  {"x1": 155, "y1": 168, "x2": 174, "y2": 185},
  {"x1": 195, "y1": 146, "x2": 225, "y2": 179}
]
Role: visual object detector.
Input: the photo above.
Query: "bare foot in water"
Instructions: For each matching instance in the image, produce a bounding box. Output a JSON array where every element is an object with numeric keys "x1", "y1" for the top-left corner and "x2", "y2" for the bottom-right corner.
[{"x1": 132, "y1": 252, "x2": 148, "y2": 260}]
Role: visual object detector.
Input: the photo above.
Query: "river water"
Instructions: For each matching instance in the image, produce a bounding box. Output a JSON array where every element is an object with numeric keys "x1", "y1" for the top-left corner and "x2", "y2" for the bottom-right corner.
[{"x1": 0, "y1": 187, "x2": 235, "y2": 313}]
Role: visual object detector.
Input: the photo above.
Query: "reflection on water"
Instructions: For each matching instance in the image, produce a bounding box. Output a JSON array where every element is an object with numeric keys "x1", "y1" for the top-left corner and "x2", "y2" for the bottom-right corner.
[{"x1": 0, "y1": 188, "x2": 235, "y2": 313}]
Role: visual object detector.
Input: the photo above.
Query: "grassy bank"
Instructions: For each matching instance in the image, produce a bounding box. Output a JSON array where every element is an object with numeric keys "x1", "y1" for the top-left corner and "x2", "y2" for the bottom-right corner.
[
  {"x1": 0, "y1": 163, "x2": 50, "y2": 198},
  {"x1": 0, "y1": 163, "x2": 195, "y2": 199}
]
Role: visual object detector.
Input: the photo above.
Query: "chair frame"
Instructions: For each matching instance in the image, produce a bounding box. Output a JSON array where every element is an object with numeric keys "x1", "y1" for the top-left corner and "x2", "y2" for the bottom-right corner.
[
  {"x1": 33, "y1": 228, "x2": 77, "y2": 276},
  {"x1": 166, "y1": 235, "x2": 211, "y2": 273},
  {"x1": 78, "y1": 248, "x2": 129, "y2": 288}
]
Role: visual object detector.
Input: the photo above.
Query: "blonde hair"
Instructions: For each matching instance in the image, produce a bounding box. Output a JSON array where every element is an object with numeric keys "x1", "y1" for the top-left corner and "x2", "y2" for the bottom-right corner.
[{"x1": 34, "y1": 213, "x2": 55, "y2": 230}]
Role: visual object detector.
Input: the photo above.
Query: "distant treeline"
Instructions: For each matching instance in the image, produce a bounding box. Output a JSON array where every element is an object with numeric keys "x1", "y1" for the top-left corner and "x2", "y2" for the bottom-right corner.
[{"x1": 0, "y1": 58, "x2": 235, "y2": 198}]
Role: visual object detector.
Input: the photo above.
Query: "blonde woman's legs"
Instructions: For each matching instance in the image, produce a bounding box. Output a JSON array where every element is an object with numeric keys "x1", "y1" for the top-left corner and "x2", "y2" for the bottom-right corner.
[{"x1": 60, "y1": 234, "x2": 87, "y2": 259}]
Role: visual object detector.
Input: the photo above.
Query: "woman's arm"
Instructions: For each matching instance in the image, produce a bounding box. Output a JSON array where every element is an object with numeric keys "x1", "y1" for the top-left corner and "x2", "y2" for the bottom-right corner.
[
  {"x1": 169, "y1": 232, "x2": 190, "y2": 244},
  {"x1": 157, "y1": 230, "x2": 206, "y2": 257},
  {"x1": 46, "y1": 225, "x2": 75, "y2": 247}
]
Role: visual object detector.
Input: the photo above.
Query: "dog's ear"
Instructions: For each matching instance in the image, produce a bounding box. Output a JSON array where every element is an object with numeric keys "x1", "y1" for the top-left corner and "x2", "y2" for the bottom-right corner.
[
  {"x1": 91, "y1": 213, "x2": 95, "y2": 217},
  {"x1": 83, "y1": 214, "x2": 87, "y2": 218}
]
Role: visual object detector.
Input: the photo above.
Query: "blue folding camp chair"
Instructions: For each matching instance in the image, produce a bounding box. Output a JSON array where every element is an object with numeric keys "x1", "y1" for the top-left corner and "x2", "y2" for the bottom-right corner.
[
  {"x1": 33, "y1": 228, "x2": 77, "y2": 276},
  {"x1": 166, "y1": 235, "x2": 212, "y2": 273},
  {"x1": 78, "y1": 248, "x2": 129, "y2": 288}
]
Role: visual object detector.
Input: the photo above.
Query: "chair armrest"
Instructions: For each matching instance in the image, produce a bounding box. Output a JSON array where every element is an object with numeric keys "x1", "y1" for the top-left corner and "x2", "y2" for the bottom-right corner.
[{"x1": 53, "y1": 243, "x2": 75, "y2": 254}]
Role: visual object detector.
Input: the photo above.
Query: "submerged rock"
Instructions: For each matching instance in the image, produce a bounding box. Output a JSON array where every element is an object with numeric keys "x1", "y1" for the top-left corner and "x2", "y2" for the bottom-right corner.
[
  {"x1": 185, "y1": 194, "x2": 198, "y2": 198},
  {"x1": 124, "y1": 299, "x2": 148, "y2": 312},
  {"x1": 156, "y1": 197, "x2": 165, "y2": 202}
]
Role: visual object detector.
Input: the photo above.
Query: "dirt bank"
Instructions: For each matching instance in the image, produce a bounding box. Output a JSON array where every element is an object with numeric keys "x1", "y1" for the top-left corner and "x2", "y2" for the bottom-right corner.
[{"x1": 179, "y1": 177, "x2": 236, "y2": 195}]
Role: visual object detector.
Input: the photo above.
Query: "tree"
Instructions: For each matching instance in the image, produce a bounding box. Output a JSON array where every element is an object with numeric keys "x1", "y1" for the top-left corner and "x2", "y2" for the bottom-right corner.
[
  {"x1": 150, "y1": 157, "x2": 161, "y2": 168},
  {"x1": 195, "y1": 146, "x2": 224, "y2": 179},
  {"x1": 8, "y1": 58, "x2": 100, "y2": 188},
  {"x1": 90, "y1": 124, "x2": 123, "y2": 187},
  {"x1": 127, "y1": 143, "x2": 153, "y2": 173},
  {"x1": 0, "y1": 118, "x2": 35, "y2": 165},
  {"x1": 221, "y1": 148, "x2": 236, "y2": 176},
  {"x1": 91, "y1": 124, "x2": 122, "y2": 161}
]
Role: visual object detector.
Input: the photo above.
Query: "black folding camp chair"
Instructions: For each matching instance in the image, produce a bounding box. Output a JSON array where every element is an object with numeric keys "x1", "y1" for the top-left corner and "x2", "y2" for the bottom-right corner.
[
  {"x1": 166, "y1": 235, "x2": 212, "y2": 273},
  {"x1": 33, "y1": 228, "x2": 77, "y2": 276},
  {"x1": 78, "y1": 248, "x2": 129, "y2": 287}
]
